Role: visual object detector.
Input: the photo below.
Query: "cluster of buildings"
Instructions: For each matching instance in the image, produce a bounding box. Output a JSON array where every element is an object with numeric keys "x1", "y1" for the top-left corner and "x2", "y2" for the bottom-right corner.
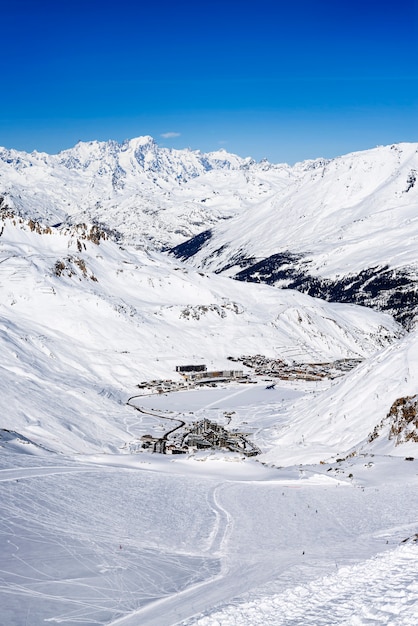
[
  {"x1": 140, "y1": 418, "x2": 260, "y2": 457},
  {"x1": 230, "y1": 355, "x2": 363, "y2": 381},
  {"x1": 136, "y1": 363, "x2": 245, "y2": 394},
  {"x1": 175, "y1": 364, "x2": 244, "y2": 383},
  {"x1": 133, "y1": 363, "x2": 257, "y2": 456}
]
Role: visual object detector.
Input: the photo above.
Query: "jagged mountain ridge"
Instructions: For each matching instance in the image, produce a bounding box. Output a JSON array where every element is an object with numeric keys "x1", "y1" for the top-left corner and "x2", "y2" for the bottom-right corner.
[
  {"x1": 170, "y1": 142, "x2": 418, "y2": 327},
  {"x1": 0, "y1": 136, "x2": 294, "y2": 249}
]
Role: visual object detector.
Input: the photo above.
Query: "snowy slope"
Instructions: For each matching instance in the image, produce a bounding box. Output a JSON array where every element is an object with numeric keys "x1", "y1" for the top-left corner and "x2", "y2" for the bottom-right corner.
[
  {"x1": 190, "y1": 542, "x2": 418, "y2": 626},
  {"x1": 260, "y1": 329, "x2": 418, "y2": 466},
  {"x1": 0, "y1": 211, "x2": 402, "y2": 454},
  {"x1": 1, "y1": 451, "x2": 417, "y2": 626},
  {"x1": 171, "y1": 143, "x2": 418, "y2": 326},
  {"x1": 180, "y1": 143, "x2": 418, "y2": 275}
]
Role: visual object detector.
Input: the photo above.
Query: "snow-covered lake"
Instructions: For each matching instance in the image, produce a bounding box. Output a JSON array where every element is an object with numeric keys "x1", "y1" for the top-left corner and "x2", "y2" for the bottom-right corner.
[{"x1": 137, "y1": 383, "x2": 306, "y2": 412}]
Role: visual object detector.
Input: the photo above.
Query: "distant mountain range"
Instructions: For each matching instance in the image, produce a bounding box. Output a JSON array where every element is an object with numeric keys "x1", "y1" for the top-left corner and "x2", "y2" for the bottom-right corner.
[
  {"x1": 0, "y1": 136, "x2": 291, "y2": 249},
  {"x1": 1, "y1": 137, "x2": 416, "y2": 326}
]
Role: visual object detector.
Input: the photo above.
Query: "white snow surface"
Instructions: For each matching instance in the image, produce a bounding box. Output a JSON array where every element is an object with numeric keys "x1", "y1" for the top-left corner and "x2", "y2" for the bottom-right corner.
[
  {"x1": 189, "y1": 542, "x2": 418, "y2": 626},
  {"x1": 0, "y1": 214, "x2": 401, "y2": 455},
  {"x1": 182, "y1": 142, "x2": 418, "y2": 278},
  {"x1": 1, "y1": 139, "x2": 418, "y2": 625},
  {"x1": 1, "y1": 453, "x2": 417, "y2": 626},
  {"x1": 260, "y1": 329, "x2": 418, "y2": 465}
]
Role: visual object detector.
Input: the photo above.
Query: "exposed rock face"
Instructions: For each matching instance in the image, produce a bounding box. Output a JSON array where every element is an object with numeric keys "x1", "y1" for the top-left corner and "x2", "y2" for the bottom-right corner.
[
  {"x1": 387, "y1": 396, "x2": 418, "y2": 445},
  {"x1": 369, "y1": 395, "x2": 418, "y2": 446}
]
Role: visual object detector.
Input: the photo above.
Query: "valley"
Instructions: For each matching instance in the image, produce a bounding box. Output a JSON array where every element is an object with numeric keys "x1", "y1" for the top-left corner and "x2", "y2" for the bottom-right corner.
[{"x1": 0, "y1": 137, "x2": 417, "y2": 625}]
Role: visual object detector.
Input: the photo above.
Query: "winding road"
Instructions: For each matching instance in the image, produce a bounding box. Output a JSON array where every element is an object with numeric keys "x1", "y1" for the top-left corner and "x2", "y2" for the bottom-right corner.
[{"x1": 126, "y1": 394, "x2": 186, "y2": 446}]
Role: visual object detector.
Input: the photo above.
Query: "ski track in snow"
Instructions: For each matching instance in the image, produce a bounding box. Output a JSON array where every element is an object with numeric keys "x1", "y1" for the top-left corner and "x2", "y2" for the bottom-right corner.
[
  {"x1": 107, "y1": 473, "x2": 418, "y2": 626},
  {"x1": 199, "y1": 386, "x2": 252, "y2": 411},
  {"x1": 0, "y1": 466, "x2": 109, "y2": 483},
  {"x1": 106, "y1": 483, "x2": 232, "y2": 626},
  {"x1": 189, "y1": 544, "x2": 418, "y2": 626},
  {"x1": 0, "y1": 463, "x2": 221, "y2": 626},
  {"x1": 1, "y1": 453, "x2": 418, "y2": 625}
]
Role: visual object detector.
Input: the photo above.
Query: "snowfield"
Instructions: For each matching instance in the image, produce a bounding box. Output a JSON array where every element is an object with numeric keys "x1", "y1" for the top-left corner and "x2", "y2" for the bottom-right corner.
[
  {"x1": 1, "y1": 452, "x2": 418, "y2": 626},
  {"x1": 0, "y1": 138, "x2": 418, "y2": 625},
  {"x1": 189, "y1": 543, "x2": 418, "y2": 626}
]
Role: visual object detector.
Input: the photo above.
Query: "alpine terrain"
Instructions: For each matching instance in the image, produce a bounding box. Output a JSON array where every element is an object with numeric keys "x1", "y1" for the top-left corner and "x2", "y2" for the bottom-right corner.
[
  {"x1": 0, "y1": 137, "x2": 417, "y2": 626},
  {"x1": 171, "y1": 142, "x2": 418, "y2": 328}
]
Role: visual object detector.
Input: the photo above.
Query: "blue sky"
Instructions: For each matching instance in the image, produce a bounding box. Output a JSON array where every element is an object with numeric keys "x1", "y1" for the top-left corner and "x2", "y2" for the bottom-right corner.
[{"x1": 2, "y1": 0, "x2": 418, "y2": 163}]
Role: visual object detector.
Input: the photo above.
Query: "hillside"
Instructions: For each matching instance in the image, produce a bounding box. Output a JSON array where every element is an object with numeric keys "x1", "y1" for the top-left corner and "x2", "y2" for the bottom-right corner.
[
  {"x1": 171, "y1": 143, "x2": 418, "y2": 326},
  {"x1": 0, "y1": 209, "x2": 402, "y2": 454},
  {"x1": 260, "y1": 329, "x2": 418, "y2": 466}
]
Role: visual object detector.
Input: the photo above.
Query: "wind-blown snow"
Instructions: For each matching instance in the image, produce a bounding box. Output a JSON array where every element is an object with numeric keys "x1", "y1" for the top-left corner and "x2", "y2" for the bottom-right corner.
[{"x1": 189, "y1": 543, "x2": 418, "y2": 626}]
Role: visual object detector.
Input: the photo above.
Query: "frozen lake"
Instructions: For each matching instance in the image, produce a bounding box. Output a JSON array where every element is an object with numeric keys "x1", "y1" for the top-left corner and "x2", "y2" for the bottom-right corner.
[{"x1": 136, "y1": 383, "x2": 306, "y2": 412}]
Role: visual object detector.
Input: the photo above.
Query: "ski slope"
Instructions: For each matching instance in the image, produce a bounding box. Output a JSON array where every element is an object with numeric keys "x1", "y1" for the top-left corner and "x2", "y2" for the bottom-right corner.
[
  {"x1": 1, "y1": 451, "x2": 417, "y2": 626},
  {"x1": 1, "y1": 137, "x2": 418, "y2": 625}
]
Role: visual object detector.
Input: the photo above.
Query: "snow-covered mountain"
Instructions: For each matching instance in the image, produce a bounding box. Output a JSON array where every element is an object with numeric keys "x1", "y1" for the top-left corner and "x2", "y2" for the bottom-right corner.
[
  {"x1": 171, "y1": 142, "x2": 418, "y2": 327},
  {"x1": 0, "y1": 209, "x2": 401, "y2": 454},
  {"x1": 4, "y1": 137, "x2": 417, "y2": 326},
  {"x1": 260, "y1": 328, "x2": 418, "y2": 466},
  {"x1": 0, "y1": 136, "x2": 292, "y2": 249},
  {"x1": 1, "y1": 136, "x2": 417, "y2": 457},
  {"x1": 2, "y1": 138, "x2": 418, "y2": 626}
]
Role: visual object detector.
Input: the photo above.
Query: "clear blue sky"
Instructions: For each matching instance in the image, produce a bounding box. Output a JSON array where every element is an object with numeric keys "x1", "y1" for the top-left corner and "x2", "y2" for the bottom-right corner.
[{"x1": 2, "y1": 0, "x2": 418, "y2": 163}]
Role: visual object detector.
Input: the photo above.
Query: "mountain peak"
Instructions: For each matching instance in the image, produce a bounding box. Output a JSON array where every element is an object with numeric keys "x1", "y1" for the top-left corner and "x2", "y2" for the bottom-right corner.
[{"x1": 125, "y1": 135, "x2": 156, "y2": 149}]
